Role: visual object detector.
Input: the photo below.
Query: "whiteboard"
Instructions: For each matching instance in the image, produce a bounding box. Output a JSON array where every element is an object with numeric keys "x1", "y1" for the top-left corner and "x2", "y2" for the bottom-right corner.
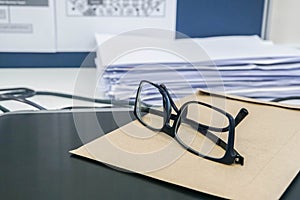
[
  {"x1": 55, "y1": 0, "x2": 177, "y2": 51},
  {"x1": 0, "y1": 0, "x2": 56, "y2": 52}
]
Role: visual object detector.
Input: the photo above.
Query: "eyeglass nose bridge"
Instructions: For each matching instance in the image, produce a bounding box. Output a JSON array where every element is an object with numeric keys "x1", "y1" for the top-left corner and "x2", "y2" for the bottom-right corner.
[
  {"x1": 160, "y1": 84, "x2": 179, "y2": 113},
  {"x1": 161, "y1": 91, "x2": 173, "y2": 128}
]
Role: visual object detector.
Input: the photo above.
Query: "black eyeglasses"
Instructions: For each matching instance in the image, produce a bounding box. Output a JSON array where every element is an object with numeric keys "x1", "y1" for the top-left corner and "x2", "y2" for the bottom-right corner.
[{"x1": 134, "y1": 80, "x2": 248, "y2": 166}]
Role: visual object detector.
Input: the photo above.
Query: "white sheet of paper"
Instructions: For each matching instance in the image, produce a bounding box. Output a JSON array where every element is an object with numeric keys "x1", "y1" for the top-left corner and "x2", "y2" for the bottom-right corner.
[{"x1": 95, "y1": 34, "x2": 300, "y2": 66}]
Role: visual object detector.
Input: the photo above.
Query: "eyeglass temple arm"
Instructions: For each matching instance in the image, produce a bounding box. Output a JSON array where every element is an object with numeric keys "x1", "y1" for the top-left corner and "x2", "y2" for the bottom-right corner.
[
  {"x1": 182, "y1": 107, "x2": 249, "y2": 133},
  {"x1": 139, "y1": 107, "x2": 228, "y2": 151},
  {"x1": 139, "y1": 106, "x2": 178, "y2": 122},
  {"x1": 234, "y1": 108, "x2": 249, "y2": 127},
  {"x1": 141, "y1": 107, "x2": 248, "y2": 130},
  {"x1": 161, "y1": 83, "x2": 248, "y2": 129},
  {"x1": 138, "y1": 107, "x2": 244, "y2": 164},
  {"x1": 215, "y1": 108, "x2": 248, "y2": 132},
  {"x1": 161, "y1": 82, "x2": 249, "y2": 127},
  {"x1": 186, "y1": 119, "x2": 227, "y2": 150}
]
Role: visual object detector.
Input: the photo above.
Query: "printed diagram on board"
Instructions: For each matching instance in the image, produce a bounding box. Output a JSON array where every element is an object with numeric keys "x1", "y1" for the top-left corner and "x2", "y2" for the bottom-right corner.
[{"x1": 67, "y1": 0, "x2": 166, "y2": 17}]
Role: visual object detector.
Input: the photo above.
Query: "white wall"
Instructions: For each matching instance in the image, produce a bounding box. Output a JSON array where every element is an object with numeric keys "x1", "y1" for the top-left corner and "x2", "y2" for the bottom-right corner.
[{"x1": 268, "y1": 0, "x2": 300, "y2": 46}]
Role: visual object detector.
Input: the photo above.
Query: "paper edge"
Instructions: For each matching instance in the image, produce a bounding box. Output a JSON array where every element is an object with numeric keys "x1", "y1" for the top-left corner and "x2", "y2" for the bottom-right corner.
[{"x1": 198, "y1": 89, "x2": 300, "y2": 110}]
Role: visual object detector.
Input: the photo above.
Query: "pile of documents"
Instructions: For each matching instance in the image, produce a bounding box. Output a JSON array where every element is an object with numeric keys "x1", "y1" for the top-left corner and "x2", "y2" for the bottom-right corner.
[{"x1": 95, "y1": 34, "x2": 300, "y2": 103}]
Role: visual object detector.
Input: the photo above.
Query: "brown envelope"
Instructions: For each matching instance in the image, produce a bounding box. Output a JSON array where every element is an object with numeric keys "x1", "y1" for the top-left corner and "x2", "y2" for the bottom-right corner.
[{"x1": 70, "y1": 90, "x2": 300, "y2": 199}]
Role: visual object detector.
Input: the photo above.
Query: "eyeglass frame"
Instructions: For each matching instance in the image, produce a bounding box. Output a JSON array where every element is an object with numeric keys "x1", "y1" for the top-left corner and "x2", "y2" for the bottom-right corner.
[{"x1": 134, "y1": 80, "x2": 248, "y2": 166}]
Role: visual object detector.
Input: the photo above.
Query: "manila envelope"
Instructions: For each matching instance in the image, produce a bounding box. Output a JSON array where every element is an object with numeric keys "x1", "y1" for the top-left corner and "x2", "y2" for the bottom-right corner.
[{"x1": 70, "y1": 90, "x2": 300, "y2": 199}]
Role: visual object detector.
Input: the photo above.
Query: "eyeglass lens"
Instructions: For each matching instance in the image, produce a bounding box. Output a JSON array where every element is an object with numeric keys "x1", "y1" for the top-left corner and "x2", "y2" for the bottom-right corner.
[{"x1": 175, "y1": 102, "x2": 230, "y2": 159}]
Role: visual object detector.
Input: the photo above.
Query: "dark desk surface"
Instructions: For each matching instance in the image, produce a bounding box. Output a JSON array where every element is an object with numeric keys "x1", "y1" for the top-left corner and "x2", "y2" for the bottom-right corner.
[{"x1": 0, "y1": 110, "x2": 299, "y2": 200}]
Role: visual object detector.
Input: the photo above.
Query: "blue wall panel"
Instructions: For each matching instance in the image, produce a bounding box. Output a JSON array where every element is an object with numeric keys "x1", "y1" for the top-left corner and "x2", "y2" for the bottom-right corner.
[
  {"x1": 0, "y1": 52, "x2": 94, "y2": 68},
  {"x1": 176, "y1": 0, "x2": 265, "y2": 38},
  {"x1": 0, "y1": 0, "x2": 266, "y2": 68}
]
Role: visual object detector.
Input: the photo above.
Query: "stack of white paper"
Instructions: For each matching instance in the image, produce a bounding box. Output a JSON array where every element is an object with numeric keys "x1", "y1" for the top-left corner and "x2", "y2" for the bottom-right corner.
[{"x1": 95, "y1": 34, "x2": 300, "y2": 103}]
